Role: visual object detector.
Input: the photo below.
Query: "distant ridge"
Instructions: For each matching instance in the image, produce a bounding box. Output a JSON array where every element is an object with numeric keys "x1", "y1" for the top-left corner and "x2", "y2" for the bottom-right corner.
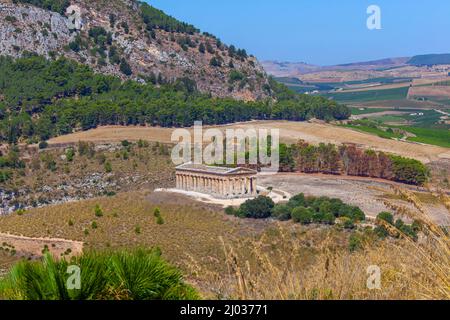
[{"x1": 407, "y1": 54, "x2": 450, "y2": 66}]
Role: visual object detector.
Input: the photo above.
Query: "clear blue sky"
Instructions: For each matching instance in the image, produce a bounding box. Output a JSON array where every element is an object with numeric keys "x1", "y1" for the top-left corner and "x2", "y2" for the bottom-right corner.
[{"x1": 146, "y1": 0, "x2": 450, "y2": 66}]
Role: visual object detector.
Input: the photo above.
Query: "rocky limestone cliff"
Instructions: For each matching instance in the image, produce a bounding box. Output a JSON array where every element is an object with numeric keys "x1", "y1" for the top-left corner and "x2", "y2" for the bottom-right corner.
[{"x1": 0, "y1": 0, "x2": 272, "y2": 101}]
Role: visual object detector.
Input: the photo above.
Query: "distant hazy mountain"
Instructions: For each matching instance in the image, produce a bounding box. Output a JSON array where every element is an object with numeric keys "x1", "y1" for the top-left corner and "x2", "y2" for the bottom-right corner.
[
  {"x1": 262, "y1": 57, "x2": 410, "y2": 78},
  {"x1": 408, "y1": 54, "x2": 450, "y2": 66}
]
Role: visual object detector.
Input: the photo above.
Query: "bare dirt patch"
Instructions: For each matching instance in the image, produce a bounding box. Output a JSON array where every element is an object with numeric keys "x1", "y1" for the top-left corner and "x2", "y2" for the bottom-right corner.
[{"x1": 258, "y1": 173, "x2": 450, "y2": 224}]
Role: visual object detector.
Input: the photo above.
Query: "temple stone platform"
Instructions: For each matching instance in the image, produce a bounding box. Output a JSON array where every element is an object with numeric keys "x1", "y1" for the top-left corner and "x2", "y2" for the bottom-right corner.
[{"x1": 154, "y1": 186, "x2": 291, "y2": 208}]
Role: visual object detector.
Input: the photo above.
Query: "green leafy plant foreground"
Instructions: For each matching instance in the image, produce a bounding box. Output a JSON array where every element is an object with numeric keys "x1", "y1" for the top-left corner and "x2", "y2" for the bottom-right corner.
[{"x1": 0, "y1": 248, "x2": 199, "y2": 300}]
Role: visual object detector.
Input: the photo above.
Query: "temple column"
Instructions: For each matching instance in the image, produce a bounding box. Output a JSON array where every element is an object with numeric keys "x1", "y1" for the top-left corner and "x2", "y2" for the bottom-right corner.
[
  {"x1": 252, "y1": 178, "x2": 257, "y2": 195},
  {"x1": 244, "y1": 177, "x2": 250, "y2": 194},
  {"x1": 220, "y1": 179, "x2": 224, "y2": 196},
  {"x1": 225, "y1": 179, "x2": 229, "y2": 197}
]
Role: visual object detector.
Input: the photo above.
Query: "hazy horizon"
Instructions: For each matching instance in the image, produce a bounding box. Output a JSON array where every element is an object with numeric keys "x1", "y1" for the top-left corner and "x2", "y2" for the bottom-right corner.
[{"x1": 147, "y1": 0, "x2": 450, "y2": 65}]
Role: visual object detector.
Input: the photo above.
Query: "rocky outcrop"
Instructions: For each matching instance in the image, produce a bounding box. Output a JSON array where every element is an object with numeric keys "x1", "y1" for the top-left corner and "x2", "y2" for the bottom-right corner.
[{"x1": 0, "y1": 0, "x2": 272, "y2": 101}]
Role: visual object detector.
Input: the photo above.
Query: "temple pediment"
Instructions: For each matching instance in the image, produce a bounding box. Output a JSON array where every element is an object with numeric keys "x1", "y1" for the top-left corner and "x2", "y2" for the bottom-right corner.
[{"x1": 176, "y1": 163, "x2": 257, "y2": 176}]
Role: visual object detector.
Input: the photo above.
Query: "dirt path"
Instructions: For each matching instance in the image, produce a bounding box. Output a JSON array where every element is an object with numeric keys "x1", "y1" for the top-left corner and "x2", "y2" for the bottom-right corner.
[{"x1": 0, "y1": 232, "x2": 83, "y2": 258}]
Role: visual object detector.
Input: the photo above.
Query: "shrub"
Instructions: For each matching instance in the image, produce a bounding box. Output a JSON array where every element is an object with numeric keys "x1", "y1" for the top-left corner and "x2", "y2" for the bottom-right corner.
[
  {"x1": 91, "y1": 221, "x2": 98, "y2": 229},
  {"x1": 156, "y1": 215, "x2": 165, "y2": 225},
  {"x1": 153, "y1": 207, "x2": 161, "y2": 217},
  {"x1": 341, "y1": 217, "x2": 355, "y2": 229},
  {"x1": 291, "y1": 207, "x2": 314, "y2": 224},
  {"x1": 0, "y1": 170, "x2": 12, "y2": 183},
  {"x1": 348, "y1": 207, "x2": 365, "y2": 222},
  {"x1": 229, "y1": 70, "x2": 244, "y2": 83},
  {"x1": 65, "y1": 148, "x2": 75, "y2": 162},
  {"x1": 287, "y1": 193, "x2": 306, "y2": 208},
  {"x1": 238, "y1": 196, "x2": 275, "y2": 219},
  {"x1": 349, "y1": 234, "x2": 363, "y2": 252},
  {"x1": 38, "y1": 141, "x2": 48, "y2": 149},
  {"x1": 313, "y1": 211, "x2": 335, "y2": 225},
  {"x1": 271, "y1": 204, "x2": 291, "y2": 221},
  {"x1": 224, "y1": 206, "x2": 236, "y2": 216},
  {"x1": 121, "y1": 140, "x2": 131, "y2": 147},
  {"x1": 135, "y1": 226, "x2": 141, "y2": 234},
  {"x1": 94, "y1": 205, "x2": 103, "y2": 217},
  {"x1": 104, "y1": 161, "x2": 112, "y2": 173},
  {"x1": 377, "y1": 212, "x2": 394, "y2": 225},
  {"x1": 323, "y1": 212, "x2": 336, "y2": 225},
  {"x1": 119, "y1": 58, "x2": 132, "y2": 76}
]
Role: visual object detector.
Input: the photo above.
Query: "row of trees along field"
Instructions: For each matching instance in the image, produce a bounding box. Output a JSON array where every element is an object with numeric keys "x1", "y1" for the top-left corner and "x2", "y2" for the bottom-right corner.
[
  {"x1": 0, "y1": 55, "x2": 350, "y2": 143},
  {"x1": 279, "y1": 141, "x2": 429, "y2": 186}
]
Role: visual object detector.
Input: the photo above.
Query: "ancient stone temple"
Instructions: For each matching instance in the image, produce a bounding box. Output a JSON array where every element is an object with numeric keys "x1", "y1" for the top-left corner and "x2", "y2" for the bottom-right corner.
[{"x1": 175, "y1": 163, "x2": 257, "y2": 199}]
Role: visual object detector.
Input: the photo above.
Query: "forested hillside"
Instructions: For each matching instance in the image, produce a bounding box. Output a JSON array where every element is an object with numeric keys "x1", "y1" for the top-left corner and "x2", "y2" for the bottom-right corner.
[
  {"x1": 1, "y1": 0, "x2": 270, "y2": 100},
  {"x1": 0, "y1": 55, "x2": 350, "y2": 143}
]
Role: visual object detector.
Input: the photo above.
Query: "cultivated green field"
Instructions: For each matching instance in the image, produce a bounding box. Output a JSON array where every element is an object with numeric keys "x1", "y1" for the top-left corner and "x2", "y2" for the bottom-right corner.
[
  {"x1": 349, "y1": 107, "x2": 392, "y2": 115},
  {"x1": 346, "y1": 108, "x2": 450, "y2": 148},
  {"x1": 325, "y1": 87, "x2": 410, "y2": 103},
  {"x1": 401, "y1": 126, "x2": 450, "y2": 148}
]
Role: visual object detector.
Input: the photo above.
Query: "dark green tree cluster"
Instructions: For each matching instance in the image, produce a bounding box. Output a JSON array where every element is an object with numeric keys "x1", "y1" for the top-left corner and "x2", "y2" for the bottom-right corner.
[
  {"x1": 12, "y1": 0, "x2": 70, "y2": 15},
  {"x1": 228, "y1": 45, "x2": 247, "y2": 61},
  {"x1": 389, "y1": 155, "x2": 430, "y2": 186},
  {"x1": 228, "y1": 196, "x2": 275, "y2": 219},
  {"x1": 226, "y1": 193, "x2": 365, "y2": 228},
  {"x1": 140, "y1": 2, "x2": 199, "y2": 34},
  {"x1": 0, "y1": 55, "x2": 350, "y2": 143}
]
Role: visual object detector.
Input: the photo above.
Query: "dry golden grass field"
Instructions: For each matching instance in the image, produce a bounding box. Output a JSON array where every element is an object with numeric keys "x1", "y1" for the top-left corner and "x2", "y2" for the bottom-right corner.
[
  {"x1": 48, "y1": 121, "x2": 450, "y2": 163},
  {"x1": 0, "y1": 188, "x2": 448, "y2": 299},
  {"x1": 408, "y1": 86, "x2": 450, "y2": 98}
]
